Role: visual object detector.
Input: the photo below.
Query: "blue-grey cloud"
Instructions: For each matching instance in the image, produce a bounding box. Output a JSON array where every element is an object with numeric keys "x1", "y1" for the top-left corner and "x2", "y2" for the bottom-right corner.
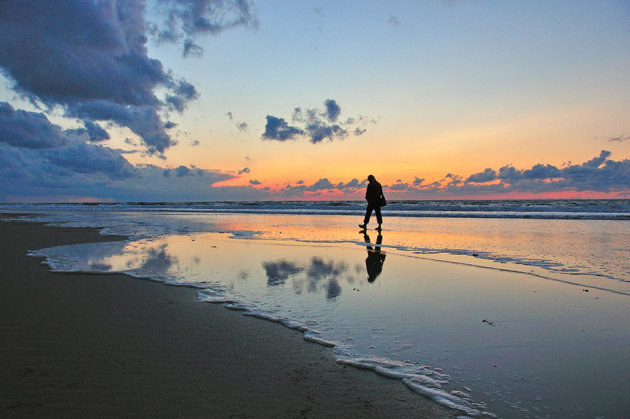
[
  {"x1": 149, "y1": 0, "x2": 258, "y2": 56},
  {"x1": 599, "y1": 134, "x2": 630, "y2": 142},
  {"x1": 388, "y1": 16, "x2": 401, "y2": 26},
  {"x1": 0, "y1": 139, "x2": 139, "y2": 202},
  {"x1": 280, "y1": 177, "x2": 365, "y2": 196},
  {"x1": 335, "y1": 178, "x2": 365, "y2": 190},
  {"x1": 249, "y1": 179, "x2": 261, "y2": 185},
  {"x1": 388, "y1": 182, "x2": 410, "y2": 191},
  {"x1": 388, "y1": 150, "x2": 630, "y2": 197},
  {"x1": 238, "y1": 167, "x2": 250, "y2": 175},
  {"x1": 165, "y1": 80, "x2": 199, "y2": 112},
  {"x1": 0, "y1": 102, "x2": 68, "y2": 149},
  {"x1": 466, "y1": 168, "x2": 497, "y2": 183},
  {"x1": 263, "y1": 99, "x2": 375, "y2": 144},
  {"x1": 324, "y1": 99, "x2": 341, "y2": 122},
  {"x1": 0, "y1": 0, "x2": 253, "y2": 155},
  {"x1": 262, "y1": 116, "x2": 304, "y2": 141},
  {"x1": 226, "y1": 111, "x2": 249, "y2": 132},
  {"x1": 162, "y1": 164, "x2": 223, "y2": 178},
  {"x1": 83, "y1": 121, "x2": 111, "y2": 143},
  {"x1": 46, "y1": 142, "x2": 138, "y2": 180},
  {"x1": 183, "y1": 39, "x2": 204, "y2": 58}
]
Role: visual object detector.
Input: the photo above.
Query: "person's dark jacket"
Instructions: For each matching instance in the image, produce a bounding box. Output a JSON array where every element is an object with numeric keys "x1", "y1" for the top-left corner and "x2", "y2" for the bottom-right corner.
[{"x1": 365, "y1": 180, "x2": 384, "y2": 204}]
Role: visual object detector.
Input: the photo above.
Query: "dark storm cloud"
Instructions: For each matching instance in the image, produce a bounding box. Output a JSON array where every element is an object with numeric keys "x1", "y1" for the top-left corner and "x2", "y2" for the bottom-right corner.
[
  {"x1": 0, "y1": 0, "x2": 252, "y2": 154},
  {"x1": 262, "y1": 99, "x2": 375, "y2": 144}
]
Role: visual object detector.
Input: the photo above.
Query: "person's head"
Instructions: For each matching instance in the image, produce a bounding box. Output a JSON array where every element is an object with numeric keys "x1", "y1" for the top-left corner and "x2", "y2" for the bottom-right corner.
[{"x1": 367, "y1": 174, "x2": 376, "y2": 183}]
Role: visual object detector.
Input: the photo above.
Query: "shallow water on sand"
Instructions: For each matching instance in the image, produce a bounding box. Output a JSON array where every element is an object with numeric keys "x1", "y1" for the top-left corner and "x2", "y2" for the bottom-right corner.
[{"x1": 25, "y1": 212, "x2": 630, "y2": 417}]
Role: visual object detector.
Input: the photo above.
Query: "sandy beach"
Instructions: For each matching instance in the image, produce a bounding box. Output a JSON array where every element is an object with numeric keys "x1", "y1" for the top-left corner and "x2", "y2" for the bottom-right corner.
[{"x1": 0, "y1": 217, "x2": 454, "y2": 418}]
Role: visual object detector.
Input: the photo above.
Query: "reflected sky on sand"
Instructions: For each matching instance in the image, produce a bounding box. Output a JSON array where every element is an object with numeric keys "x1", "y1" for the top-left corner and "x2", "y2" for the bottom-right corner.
[{"x1": 31, "y1": 227, "x2": 630, "y2": 417}]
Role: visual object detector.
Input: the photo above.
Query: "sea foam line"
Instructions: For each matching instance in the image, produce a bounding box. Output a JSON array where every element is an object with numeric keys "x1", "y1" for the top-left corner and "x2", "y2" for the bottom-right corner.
[{"x1": 197, "y1": 288, "x2": 494, "y2": 417}]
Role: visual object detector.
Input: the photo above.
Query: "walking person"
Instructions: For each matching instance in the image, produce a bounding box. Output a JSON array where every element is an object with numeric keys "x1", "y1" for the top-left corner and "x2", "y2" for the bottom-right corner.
[{"x1": 359, "y1": 174, "x2": 386, "y2": 230}]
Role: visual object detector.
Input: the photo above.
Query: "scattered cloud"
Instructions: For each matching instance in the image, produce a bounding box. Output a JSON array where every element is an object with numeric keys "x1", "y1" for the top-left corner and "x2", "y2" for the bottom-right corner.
[
  {"x1": 262, "y1": 115, "x2": 304, "y2": 141},
  {"x1": 2, "y1": 147, "x2": 629, "y2": 202},
  {"x1": 262, "y1": 99, "x2": 375, "y2": 144},
  {"x1": 466, "y1": 168, "x2": 497, "y2": 183},
  {"x1": 238, "y1": 167, "x2": 250, "y2": 175},
  {"x1": 388, "y1": 16, "x2": 401, "y2": 26},
  {"x1": 182, "y1": 39, "x2": 204, "y2": 58},
  {"x1": 226, "y1": 111, "x2": 249, "y2": 132},
  {"x1": 148, "y1": 0, "x2": 258, "y2": 56},
  {"x1": 609, "y1": 134, "x2": 630, "y2": 142},
  {"x1": 384, "y1": 150, "x2": 630, "y2": 197}
]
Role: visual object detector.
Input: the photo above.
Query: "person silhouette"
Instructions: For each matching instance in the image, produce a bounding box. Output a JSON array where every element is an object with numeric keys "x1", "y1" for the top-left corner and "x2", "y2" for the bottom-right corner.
[
  {"x1": 363, "y1": 232, "x2": 386, "y2": 283},
  {"x1": 359, "y1": 174, "x2": 386, "y2": 230}
]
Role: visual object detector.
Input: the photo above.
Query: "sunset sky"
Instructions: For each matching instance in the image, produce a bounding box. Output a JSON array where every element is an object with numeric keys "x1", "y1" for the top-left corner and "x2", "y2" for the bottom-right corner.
[{"x1": 1, "y1": 0, "x2": 629, "y2": 202}]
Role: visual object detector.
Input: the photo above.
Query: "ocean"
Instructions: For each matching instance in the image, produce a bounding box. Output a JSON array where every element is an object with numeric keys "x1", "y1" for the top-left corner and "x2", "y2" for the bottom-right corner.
[{"x1": 2, "y1": 199, "x2": 630, "y2": 417}]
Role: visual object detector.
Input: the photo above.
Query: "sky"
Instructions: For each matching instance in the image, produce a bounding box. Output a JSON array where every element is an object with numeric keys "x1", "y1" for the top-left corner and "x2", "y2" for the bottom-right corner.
[{"x1": 0, "y1": 0, "x2": 629, "y2": 202}]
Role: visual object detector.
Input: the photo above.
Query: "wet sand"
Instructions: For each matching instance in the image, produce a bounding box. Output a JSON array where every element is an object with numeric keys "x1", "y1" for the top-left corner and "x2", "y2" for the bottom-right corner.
[{"x1": 0, "y1": 217, "x2": 453, "y2": 418}]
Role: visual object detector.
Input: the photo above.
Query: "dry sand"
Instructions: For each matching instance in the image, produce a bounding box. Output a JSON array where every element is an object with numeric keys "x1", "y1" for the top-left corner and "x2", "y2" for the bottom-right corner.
[{"x1": 0, "y1": 217, "x2": 453, "y2": 418}]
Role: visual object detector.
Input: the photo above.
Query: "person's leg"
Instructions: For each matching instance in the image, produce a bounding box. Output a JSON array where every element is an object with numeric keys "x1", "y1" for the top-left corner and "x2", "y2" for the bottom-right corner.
[
  {"x1": 361, "y1": 202, "x2": 374, "y2": 226},
  {"x1": 375, "y1": 205, "x2": 382, "y2": 227}
]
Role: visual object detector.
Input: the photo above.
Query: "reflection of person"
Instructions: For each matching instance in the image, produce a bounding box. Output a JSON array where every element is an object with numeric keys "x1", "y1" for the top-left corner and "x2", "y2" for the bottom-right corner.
[
  {"x1": 359, "y1": 174, "x2": 385, "y2": 231},
  {"x1": 364, "y1": 232, "x2": 386, "y2": 283}
]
